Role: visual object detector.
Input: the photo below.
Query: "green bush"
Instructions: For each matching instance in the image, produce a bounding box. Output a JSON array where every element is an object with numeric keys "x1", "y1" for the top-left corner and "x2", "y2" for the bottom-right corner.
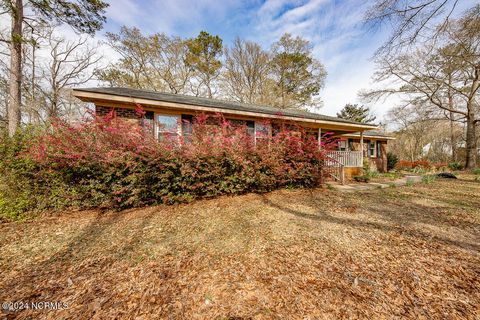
[
  {"x1": 365, "y1": 171, "x2": 379, "y2": 178},
  {"x1": 386, "y1": 152, "x2": 399, "y2": 171},
  {"x1": 422, "y1": 175, "x2": 437, "y2": 184},
  {"x1": 448, "y1": 162, "x2": 464, "y2": 171},
  {"x1": 0, "y1": 128, "x2": 42, "y2": 221},
  {"x1": 472, "y1": 168, "x2": 480, "y2": 175},
  {"x1": 362, "y1": 157, "x2": 370, "y2": 173},
  {"x1": 412, "y1": 166, "x2": 427, "y2": 174}
]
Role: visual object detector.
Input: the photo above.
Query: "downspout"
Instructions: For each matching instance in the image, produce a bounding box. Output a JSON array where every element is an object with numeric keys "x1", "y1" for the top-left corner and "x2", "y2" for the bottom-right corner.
[{"x1": 360, "y1": 130, "x2": 364, "y2": 162}]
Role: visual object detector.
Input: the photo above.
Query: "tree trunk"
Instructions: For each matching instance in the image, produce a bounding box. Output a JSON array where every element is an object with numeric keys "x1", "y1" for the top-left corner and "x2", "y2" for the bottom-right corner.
[
  {"x1": 31, "y1": 41, "x2": 37, "y2": 124},
  {"x1": 449, "y1": 111, "x2": 457, "y2": 162},
  {"x1": 8, "y1": 0, "x2": 23, "y2": 137},
  {"x1": 207, "y1": 82, "x2": 212, "y2": 98},
  {"x1": 447, "y1": 80, "x2": 457, "y2": 162},
  {"x1": 465, "y1": 65, "x2": 479, "y2": 169},
  {"x1": 465, "y1": 112, "x2": 477, "y2": 169}
]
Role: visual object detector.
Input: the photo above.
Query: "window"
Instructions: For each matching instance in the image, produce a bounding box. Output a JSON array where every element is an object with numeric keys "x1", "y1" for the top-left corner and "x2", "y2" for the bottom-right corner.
[
  {"x1": 339, "y1": 140, "x2": 347, "y2": 151},
  {"x1": 255, "y1": 122, "x2": 269, "y2": 137},
  {"x1": 348, "y1": 139, "x2": 354, "y2": 151},
  {"x1": 181, "y1": 114, "x2": 193, "y2": 144},
  {"x1": 241, "y1": 121, "x2": 271, "y2": 144},
  {"x1": 368, "y1": 140, "x2": 376, "y2": 157},
  {"x1": 141, "y1": 111, "x2": 154, "y2": 136},
  {"x1": 246, "y1": 121, "x2": 255, "y2": 137},
  {"x1": 377, "y1": 141, "x2": 382, "y2": 158},
  {"x1": 155, "y1": 114, "x2": 180, "y2": 142},
  {"x1": 255, "y1": 122, "x2": 270, "y2": 145},
  {"x1": 227, "y1": 119, "x2": 246, "y2": 128}
]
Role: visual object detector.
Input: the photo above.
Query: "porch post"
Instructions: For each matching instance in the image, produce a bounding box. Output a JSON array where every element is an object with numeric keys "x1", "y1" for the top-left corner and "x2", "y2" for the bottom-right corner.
[
  {"x1": 318, "y1": 128, "x2": 322, "y2": 149},
  {"x1": 360, "y1": 131, "x2": 364, "y2": 163}
]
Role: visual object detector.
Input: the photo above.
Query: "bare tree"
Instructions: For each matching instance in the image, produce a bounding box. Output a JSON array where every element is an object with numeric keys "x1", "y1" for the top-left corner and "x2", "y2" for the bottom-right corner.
[
  {"x1": 22, "y1": 22, "x2": 47, "y2": 124},
  {"x1": 388, "y1": 102, "x2": 464, "y2": 162},
  {"x1": 365, "y1": 0, "x2": 462, "y2": 54},
  {"x1": 149, "y1": 34, "x2": 192, "y2": 94},
  {"x1": 0, "y1": 28, "x2": 9, "y2": 129},
  {"x1": 37, "y1": 26, "x2": 101, "y2": 120},
  {"x1": 364, "y1": 6, "x2": 480, "y2": 168},
  {"x1": 6, "y1": 0, "x2": 23, "y2": 136},
  {"x1": 98, "y1": 27, "x2": 157, "y2": 90},
  {"x1": 222, "y1": 37, "x2": 270, "y2": 104},
  {"x1": 388, "y1": 103, "x2": 435, "y2": 161},
  {"x1": 98, "y1": 27, "x2": 192, "y2": 95}
]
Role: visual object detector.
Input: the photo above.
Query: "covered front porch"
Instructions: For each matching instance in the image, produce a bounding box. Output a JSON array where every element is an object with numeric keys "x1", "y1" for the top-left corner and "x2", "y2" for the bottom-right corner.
[
  {"x1": 316, "y1": 128, "x2": 367, "y2": 185},
  {"x1": 317, "y1": 128, "x2": 368, "y2": 167},
  {"x1": 319, "y1": 129, "x2": 393, "y2": 184}
]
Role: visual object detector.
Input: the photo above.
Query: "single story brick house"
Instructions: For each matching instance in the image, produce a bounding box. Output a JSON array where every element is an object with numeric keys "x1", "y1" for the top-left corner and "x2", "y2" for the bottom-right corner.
[{"x1": 73, "y1": 87, "x2": 394, "y2": 182}]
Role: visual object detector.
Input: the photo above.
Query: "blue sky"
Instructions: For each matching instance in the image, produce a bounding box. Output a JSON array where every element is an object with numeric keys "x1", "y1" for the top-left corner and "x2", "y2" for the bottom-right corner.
[
  {"x1": 102, "y1": 0, "x2": 393, "y2": 117},
  {"x1": 0, "y1": 0, "x2": 473, "y2": 122}
]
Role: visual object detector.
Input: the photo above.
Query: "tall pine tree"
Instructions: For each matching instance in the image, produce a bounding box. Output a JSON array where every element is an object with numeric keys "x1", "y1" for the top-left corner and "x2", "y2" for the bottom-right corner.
[
  {"x1": 337, "y1": 104, "x2": 376, "y2": 124},
  {"x1": 2, "y1": 0, "x2": 108, "y2": 136}
]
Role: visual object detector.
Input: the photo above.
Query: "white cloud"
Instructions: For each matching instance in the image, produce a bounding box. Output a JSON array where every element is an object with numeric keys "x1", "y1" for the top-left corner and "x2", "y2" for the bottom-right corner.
[
  {"x1": 105, "y1": 0, "x2": 143, "y2": 28},
  {"x1": 121, "y1": 0, "x2": 243, "y2": 36},
  {"x1": 251, "y1": 0, "x2": 385, "y2": 115}
]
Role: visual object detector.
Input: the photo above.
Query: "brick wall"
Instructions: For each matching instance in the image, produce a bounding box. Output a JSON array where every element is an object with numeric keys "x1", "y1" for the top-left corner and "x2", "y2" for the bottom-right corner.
[
  {"x1": 95, "y1": 105, "x2": 155, "y2": 136},
  {"x1": 379, "y1": 141, "x2": 387, "y2": 172},
  {"x1": 96, "y1": 106, "x2": 140, "y2": 119},
  {"x1": 348, "y1": 138, "x2": 388, "y2": 172}
]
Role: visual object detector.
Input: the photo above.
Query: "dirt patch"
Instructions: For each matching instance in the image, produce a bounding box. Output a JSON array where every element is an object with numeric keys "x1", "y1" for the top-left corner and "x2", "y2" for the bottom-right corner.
[{"x1": 1, "y1": 177, "x2": 479, "y2": 319}]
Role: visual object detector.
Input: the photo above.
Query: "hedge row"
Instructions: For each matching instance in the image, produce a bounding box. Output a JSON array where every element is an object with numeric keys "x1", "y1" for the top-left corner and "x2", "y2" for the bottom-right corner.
[{"x1": 0, "y1": 114, "x2": 333, "y2": 220}]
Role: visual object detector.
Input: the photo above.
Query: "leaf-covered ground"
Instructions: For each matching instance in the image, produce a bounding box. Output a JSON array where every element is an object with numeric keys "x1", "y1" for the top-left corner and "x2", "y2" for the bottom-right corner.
[{"x1": 1, "y1": 175, "x2": 479, "y2": 319}]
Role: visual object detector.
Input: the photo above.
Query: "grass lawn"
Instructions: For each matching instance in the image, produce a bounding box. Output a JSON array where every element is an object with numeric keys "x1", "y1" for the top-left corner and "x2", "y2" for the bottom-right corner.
[{"x1": 1, "y1": 175, "x2": 479, "y2": 319}]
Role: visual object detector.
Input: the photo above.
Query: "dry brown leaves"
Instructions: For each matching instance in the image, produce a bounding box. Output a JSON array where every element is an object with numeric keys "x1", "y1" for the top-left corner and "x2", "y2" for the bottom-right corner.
[{"x1": 0, "y1": 175, "x2": 479, "y2": 319}]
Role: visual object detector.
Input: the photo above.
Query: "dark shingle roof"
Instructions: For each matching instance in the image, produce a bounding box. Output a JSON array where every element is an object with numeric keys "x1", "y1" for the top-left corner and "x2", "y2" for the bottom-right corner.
[{"x1": 73, "y1": 87, "x2": 377, "y2": 128}]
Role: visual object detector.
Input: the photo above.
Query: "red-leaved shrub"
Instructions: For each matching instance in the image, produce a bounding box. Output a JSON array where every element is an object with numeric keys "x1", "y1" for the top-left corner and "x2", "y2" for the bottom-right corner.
[
  {"x1": 396, "y1": 160, "x2": 431, "y2": 170},
  {"x1": 396, "y1": 160, "x2": 414, "y2": 170},
  {"x1": 412, "y1": 160, "x2": 431, "y2": 168},
  {"x1": 6, "y1": 112, "x2": 335, "y2": 212}
]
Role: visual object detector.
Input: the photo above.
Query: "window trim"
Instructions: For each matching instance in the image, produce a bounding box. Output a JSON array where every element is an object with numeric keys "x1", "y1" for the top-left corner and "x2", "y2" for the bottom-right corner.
[
  {"x1": 368, "y1": 140, "x2": 376, "y2": 158},
  {"x1": 154, "y1": 113, "x2": 181, "y2": 141},
  {"x1": 254, "y1": 121, "x2": 271, "y2": 144}
]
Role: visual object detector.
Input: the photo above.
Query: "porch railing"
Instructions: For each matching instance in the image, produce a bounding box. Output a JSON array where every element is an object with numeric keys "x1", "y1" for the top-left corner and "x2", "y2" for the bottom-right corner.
[
  {"x1": 322, "y1": 160, "x2": 345, "y2": 185},
  {"x1": 325, "y1": 151, "x2": 363, "y2": 168}
]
